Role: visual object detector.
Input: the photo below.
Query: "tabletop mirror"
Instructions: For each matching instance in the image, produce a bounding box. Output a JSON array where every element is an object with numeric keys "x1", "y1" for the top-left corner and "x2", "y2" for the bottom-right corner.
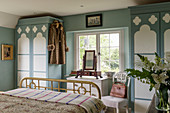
[
  {"x1": 76, "y1": 50, "x2": 102, "y2": 79},
  {"x1": 84, "y1": 50, "x2": 95, "y2": 70}
]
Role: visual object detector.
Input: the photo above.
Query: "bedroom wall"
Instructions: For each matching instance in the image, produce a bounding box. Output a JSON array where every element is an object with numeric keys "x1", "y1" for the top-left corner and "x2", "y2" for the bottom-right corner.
[
  {"x1": 0, "y1": 11, "x2": 20, "y2": 91},
  {"x1": 63, "y1": 8, "x2": 131, "y2": 32},
  {"x1": 0, "y1": 26, "x2": 15, "y2": 91},
  {"x1": 62, "y1": 8, "x2": 131, "y2": 75}
]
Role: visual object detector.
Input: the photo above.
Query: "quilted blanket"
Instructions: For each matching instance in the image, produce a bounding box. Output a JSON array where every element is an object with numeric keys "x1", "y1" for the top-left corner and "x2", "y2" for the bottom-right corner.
[{"x1": 1, "y1": 88, "x2": 105, "y2": 113}]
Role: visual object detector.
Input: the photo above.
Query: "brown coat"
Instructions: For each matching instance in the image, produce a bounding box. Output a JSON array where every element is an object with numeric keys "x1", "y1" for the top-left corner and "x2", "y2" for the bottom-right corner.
[{"x1": 48, "y1": 20, "x2": 68, "y2": 64}]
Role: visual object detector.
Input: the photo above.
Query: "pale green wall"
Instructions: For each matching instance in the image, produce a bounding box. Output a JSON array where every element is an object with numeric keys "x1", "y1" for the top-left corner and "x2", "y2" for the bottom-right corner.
[
  {"x1": 63, "y1": 8, "x2": 130, "y2": 31},
  {"x1": 62, "y1": 8, "x2": 131, "y2": 75},
  {"x1": 0, "y1": 26, "x2": 15, "y2": 91},
  {"x1": 64, "y1": 33, "x2": 74, "y2": 75}
]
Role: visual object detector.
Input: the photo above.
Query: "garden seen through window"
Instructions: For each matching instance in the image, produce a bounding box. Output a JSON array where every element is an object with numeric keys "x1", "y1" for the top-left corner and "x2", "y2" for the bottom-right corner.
[{"x1": 76, "y1": 31, "x2": 122, "y2": 73}]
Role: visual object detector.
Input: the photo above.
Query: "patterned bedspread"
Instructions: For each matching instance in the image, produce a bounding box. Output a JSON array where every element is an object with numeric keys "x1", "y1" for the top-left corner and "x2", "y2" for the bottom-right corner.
[
  {"x1": 0, "y1": 88, "x2": 105, "y2": 113},
  {"x1": 0, "y1": 94, "x2": 86, "y2": 113}
]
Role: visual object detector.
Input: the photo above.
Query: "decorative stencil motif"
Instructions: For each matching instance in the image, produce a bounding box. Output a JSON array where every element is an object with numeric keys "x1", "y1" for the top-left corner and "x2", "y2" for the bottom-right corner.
[
  {"x1": 163, "y1": 13, "x2": 170, "y2": 23},
  {"x1": 33, "y1": 26, "x2": 38, "y2": 33},
  {"x1": 133, "y1": 16, "x2": 141, "y2": 25},
  {"x1": 17, "y1": 27, "x2": 22, "y2": 34},
  {"x1": 41, "y1": 25, "x2": 47, "y2": 32},
  {"x1": 25, "y1": 26, "x2": 30, "y2": 33},
  {"x1": 148, "y1": 15, "x2": 158, "y2": 24}
]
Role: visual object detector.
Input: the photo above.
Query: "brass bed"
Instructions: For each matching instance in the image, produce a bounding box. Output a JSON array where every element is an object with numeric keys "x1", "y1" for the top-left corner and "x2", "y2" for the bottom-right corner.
[
  {"x1": 19, "y1": 77, "x2": 101, "y2": 99},
  {"x1": 0, "y1": 77, "x2": 105, "y2": 113}
]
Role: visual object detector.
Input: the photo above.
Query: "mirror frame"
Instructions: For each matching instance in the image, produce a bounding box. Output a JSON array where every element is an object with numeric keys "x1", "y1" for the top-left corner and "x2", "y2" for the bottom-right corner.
[{"x1": 83, "y1": 50, "x2": 95, "y2": 70}]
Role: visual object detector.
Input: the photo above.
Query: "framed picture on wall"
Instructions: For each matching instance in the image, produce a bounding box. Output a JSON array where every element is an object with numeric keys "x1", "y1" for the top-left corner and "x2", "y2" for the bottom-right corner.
[
  {"x1": 1, "y1": 44, "x2": 13, "y2": 60},
  {"x1": 86, "y1": 14, "x2": 102, "y2": 27}
]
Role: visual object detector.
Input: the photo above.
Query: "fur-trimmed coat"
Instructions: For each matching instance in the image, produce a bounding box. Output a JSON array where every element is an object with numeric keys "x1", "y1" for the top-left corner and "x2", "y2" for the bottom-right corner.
[{"x1": 48, "y1": 20, "x2": 69, "y2": 64}]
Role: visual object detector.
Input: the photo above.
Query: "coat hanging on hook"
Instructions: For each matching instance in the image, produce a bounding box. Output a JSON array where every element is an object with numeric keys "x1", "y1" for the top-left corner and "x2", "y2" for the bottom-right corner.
[{"x1": 47, "y1": 20, "x2": 69, "y2": 64}]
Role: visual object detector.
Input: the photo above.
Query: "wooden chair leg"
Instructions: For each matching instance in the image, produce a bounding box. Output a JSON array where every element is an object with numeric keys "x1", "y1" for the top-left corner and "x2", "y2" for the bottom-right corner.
[
  {"x1": 116, "y1": 108, "x2": 119, "y2": 113},
  {"x1": 113, "y1": 108, "x2": 117, "y2": 113},
  {"x1": 126, "y1": 106, "x2": 129, "y2": 113}
]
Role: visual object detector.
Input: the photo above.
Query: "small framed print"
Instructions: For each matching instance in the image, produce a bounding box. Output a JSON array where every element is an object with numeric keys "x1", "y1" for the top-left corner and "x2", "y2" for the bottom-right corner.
[
  {"x1": 86, "y1": 14, "x2": 102, "y2": 27},
  {"x1": 1, "y1": 44, "x2": 13, "y2": 60}
]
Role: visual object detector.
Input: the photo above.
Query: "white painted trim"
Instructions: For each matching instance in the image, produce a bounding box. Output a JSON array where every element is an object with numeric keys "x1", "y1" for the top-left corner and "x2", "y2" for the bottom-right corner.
[
  {"x1": 119, "y1": 29, "x2": 125, "y2": 71},
  {"x1": 0, "y1": 11, "x2": 20, "y2": 28},
  {"x1": 96, "y1": 34, "x2": 100, "y2": 71},
  {"x1": 74, "y1": 33, "x2": 79, "y2": 70}
]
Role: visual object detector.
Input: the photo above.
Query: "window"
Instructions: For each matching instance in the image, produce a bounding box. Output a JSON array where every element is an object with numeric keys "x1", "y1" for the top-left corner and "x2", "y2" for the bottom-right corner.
[{"x1": 74, "y1": 30, "x2": 124, "y2": 73}]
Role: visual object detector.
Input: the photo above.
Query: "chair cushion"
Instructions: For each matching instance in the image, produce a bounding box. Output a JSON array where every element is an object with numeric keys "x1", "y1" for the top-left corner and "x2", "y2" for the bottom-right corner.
[{"x1": 101, "y1": 96, "x2": 128, "y2": 108}]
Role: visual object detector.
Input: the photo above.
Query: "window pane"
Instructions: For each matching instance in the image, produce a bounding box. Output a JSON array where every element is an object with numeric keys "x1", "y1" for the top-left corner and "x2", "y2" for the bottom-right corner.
[
  {"x1": 77, "y1": 32, "x2": 121, "y2": 72},
  {"x1": 110, "y1": 48, "x2": 119, "y2": 60},
  {"x1": 79, "y1": 35, "x2": 88, "y2": 48},
  {"x1": 101, "y1": 61, "x2": 111, "y2": 72},
  {"x1": 100, "y1": 48, "x2": 109, "y2": 61},
  {"x1": 100, "y1": 34, "x2": 109, "y2": 47},
  {"x1": 100, "y1": 33, "x2": 120, "y2": 73},
  {"x1": 79, "y1": 48, "x2": 85, "y2": 69},
  {"x1": 110, "y1": 60, "x2": 119, "y2": 72},
  {"x1": 110, "y1": 33, "x2": 119, "y2": 47},
  {"x1": 88, "y1": 35, "x2": 96, "y2": 48},
  {"x1": 79, "y1": 35, "x2": 96, "y2": 69}
]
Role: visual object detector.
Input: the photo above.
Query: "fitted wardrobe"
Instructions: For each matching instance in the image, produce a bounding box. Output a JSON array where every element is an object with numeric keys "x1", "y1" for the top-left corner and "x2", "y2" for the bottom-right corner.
[
  {"x1": 129, "y1": 2, "x2": 170, "y2": 113},
  {"x1": 15, "y1": 16, "x2": 63, "y2": 87}
]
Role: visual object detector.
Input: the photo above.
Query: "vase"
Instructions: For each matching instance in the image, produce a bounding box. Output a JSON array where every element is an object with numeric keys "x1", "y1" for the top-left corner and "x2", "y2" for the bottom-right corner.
[{"x1": 155, "y1": 90, "x2": 170, "y2": 111}]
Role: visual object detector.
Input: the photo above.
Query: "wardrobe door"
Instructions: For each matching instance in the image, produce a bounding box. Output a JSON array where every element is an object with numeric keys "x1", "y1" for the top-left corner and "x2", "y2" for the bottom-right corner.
[
  {"x1": 16, "y1": 25, "x2": 31, "y2": 87},
  {"x1": 132, "y1": 13, "x2": 159, "y2": 113},
  {"x1": 161, "y1": 12, "x2": 170, "y2": 59},
  {"x1": 32, "y1": 24, "x2": 48, "y2": 87}
]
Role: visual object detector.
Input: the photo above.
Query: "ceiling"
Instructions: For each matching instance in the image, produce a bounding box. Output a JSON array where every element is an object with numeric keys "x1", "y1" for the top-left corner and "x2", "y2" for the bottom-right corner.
[{"x1": 0, "y1": 0, "x2": 169, "y2": 17}]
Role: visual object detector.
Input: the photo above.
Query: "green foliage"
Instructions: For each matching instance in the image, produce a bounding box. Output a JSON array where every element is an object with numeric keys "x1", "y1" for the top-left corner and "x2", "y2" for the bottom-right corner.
[
  {"x1": 100, "y1": 48, "x2": 119, "y2": 72},
  {"x1": 125, "y1": 52, "x2": 169, "y2": 91}
]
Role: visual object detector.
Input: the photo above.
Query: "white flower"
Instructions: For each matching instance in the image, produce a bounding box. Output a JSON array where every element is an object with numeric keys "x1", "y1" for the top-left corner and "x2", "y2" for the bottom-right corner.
[
  {"x1": 164, "y1": 63, "x2": 170, "y2": 70},
  {"x1": 151, "y1": 72, "x2": 169, "y2": 90},
  {"x1": 154, "y1": 84, "x2": 160, "y2": 90},
  {"x1": 156, "y1": 63, "x2": 165, "y2": 70}
]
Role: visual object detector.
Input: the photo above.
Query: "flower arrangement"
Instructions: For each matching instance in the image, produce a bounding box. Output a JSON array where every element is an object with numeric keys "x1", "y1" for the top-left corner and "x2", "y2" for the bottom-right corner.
[{"x1": 125, "y1": 53, "x2": 170, "y2": 111}]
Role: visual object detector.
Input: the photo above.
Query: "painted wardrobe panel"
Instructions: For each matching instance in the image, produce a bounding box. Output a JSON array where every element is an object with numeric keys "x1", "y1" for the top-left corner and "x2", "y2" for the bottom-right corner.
[
  {"x1": 15, "y1": 17, "x2": 63, "y2": 88},
  {"x1": 16, "y1": 25, "x2": 31, "y2": 85},
  {"x1": 161, "y1": 12, "x2": 170, "y2": 59},
  {"x1": 132, "y1": 13, "x2": 160, "y2": 54},
  {"x1": 135, "y1": 100, "x2": 151, "y2": 113},
  {"x1": 131, "y1": 13, "x2": 159, "y2": 113},
  {"x1": 32, "y1": 24, "x2": 48, "y2": 80}
]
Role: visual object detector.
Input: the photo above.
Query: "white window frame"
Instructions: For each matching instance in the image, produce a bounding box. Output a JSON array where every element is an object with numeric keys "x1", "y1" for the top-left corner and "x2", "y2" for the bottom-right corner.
[{"x1": 74, "y1": 30, "x2": 124, "y2": 72}]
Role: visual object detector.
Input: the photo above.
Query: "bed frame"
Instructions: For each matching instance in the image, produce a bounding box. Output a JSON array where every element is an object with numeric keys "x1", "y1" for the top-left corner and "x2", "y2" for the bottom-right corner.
[{"x1": 19, "y1": 77, "x2": 101, "y2": 99}]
